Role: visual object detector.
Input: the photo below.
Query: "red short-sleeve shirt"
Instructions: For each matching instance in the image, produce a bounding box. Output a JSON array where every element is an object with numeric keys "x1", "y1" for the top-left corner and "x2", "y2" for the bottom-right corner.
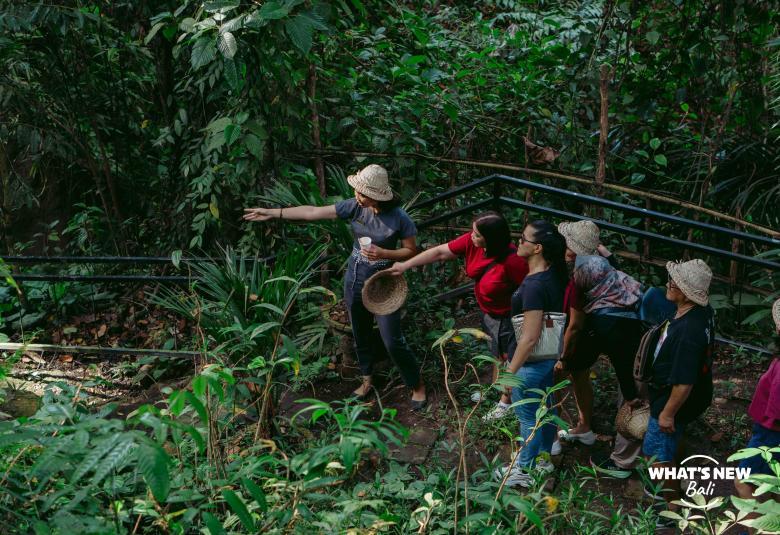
[
  {"x1": 563, "y1": 279, "x2": 584, "y2": 313},
  {"x1": 447, "y1": 232, "x2": 528, "y2": 317}
]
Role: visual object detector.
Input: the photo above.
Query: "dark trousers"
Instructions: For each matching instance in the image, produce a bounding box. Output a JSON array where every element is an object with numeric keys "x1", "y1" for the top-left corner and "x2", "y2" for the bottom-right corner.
[
  {"x1": 344, "y1": 258, "x2": 420, "y2": 388},
  {"x1": 578, "y1": 314, "x2": 643, "y2": 401}
]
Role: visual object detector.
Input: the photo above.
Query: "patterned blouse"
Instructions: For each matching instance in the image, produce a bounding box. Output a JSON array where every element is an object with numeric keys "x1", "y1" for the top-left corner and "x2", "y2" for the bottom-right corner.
[{"x1": 573, "y1": 255, "x2": 642, "y2": 313}]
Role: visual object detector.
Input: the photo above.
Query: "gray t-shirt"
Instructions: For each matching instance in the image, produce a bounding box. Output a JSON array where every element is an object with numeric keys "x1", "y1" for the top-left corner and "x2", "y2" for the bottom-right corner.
[{"x1": 335, "y1": 198, "x2": 417, "y2": 249}]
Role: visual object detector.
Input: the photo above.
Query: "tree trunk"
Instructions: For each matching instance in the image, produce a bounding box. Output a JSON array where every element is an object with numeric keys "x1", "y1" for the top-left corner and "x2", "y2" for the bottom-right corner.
[
  {"x1": 595, "y1": 64, "x2": 611, "y2": 203},
  {"x1": 307, "y1": 63, "x2": 326, "y2": 197}
]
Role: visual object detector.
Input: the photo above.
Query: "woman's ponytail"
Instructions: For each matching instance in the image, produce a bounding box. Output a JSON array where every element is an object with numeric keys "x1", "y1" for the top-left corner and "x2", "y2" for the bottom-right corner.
[{"x1": 529, "y1": 220, "x2": 569, "y2": 288}]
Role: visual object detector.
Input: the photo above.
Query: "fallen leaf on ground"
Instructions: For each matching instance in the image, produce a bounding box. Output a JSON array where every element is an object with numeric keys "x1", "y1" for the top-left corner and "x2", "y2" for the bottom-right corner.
[{"x1": 58, "y1": 354, "x2": 73, "y2": 363}]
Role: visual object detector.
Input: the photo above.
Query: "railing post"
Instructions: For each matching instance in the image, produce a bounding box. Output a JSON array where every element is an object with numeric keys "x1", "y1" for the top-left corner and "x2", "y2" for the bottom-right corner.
[{"x1": 492, "y1": 175, "x2": 502, "y2": 212}]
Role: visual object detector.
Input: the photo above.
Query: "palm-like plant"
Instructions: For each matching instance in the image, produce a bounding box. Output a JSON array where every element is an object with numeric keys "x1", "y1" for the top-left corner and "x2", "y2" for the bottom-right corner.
[{"x1": 153, "y1": 243, "x2": 331, "y2": 437}]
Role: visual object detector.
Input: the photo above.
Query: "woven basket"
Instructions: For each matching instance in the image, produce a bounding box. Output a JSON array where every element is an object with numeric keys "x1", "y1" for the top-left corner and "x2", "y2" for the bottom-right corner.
[
  {"x1": 361, "y1": 270, "x2": 408, "y2": 315},
  {"x1": 615, "y1": 403, "x2": 650, "y2": 441}
]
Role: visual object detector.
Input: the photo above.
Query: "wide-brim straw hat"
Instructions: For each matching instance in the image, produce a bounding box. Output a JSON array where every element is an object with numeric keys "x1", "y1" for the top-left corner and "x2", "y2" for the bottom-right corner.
[
  {"x1": 615, "y1": 403, "x2": 650, "y2": 441},
  {"x1": 347, "y1": 164, "x2": 393, "y2": 201},
  {"x1": 558, "y1": 220, "x2": 600, "y2": 256},
  {"x1": 773, "y1": 297, "x2": 780, "y2": 331},
  {"x1": 666, "y1": 259, "x2": 712, "y2": 306},
  {"x1": 362, "y1": 270, "x2": 408, "y2": 315}
]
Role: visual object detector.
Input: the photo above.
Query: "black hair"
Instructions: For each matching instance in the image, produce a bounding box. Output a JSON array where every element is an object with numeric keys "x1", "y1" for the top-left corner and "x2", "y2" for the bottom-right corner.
[
  {"x1": 377, "y1": 194, "x2": 401, "y2": 211},
  {"x1": 528, "y1": 219, "x2": 569, "y2": 288},
  {"x1": 473, "y1": 211, "x2": 512, "y2": 259}
]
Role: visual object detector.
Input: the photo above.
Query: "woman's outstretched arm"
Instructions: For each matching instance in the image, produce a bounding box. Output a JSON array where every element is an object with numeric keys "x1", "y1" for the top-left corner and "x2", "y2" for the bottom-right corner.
[
  {"x1": 243, "y1": 205, "x2": 337, "y2": 222},
  {"x1": 385, "y1": 243, "x2": 456, "y2": 275}
]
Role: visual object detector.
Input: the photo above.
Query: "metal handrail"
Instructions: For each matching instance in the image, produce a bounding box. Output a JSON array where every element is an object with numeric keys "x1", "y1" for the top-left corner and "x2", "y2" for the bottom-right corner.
[
  {"x1": 1, "y1": 255, "x2": 274, "y2": 265},
  {"x1": 411, "y1": 174, "x2": 779, "y2": 271},
  {"x1": 493, "y1": 175, "x2": 779, "y2": 247},
  {"x1": 498, "y1": 197, "x2": 780, "y2": 271}
]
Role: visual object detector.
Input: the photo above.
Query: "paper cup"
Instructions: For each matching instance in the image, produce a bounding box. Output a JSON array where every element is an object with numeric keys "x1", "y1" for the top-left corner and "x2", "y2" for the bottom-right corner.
[{"x1": 359, "y1": 237, "x2": 372, "y2": 250}]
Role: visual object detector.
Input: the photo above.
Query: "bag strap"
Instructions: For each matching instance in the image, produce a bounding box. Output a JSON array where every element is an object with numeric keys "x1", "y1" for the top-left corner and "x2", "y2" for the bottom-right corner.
[
  {"x1": 633, "y1": 320, "x2": 667, "y2": 383},
  {"x1": 474, "y1": 259, "x2": 499, "y2": 283},
  {"x1": 474, "y1": 249, "x2": 513, "y2": 283}
]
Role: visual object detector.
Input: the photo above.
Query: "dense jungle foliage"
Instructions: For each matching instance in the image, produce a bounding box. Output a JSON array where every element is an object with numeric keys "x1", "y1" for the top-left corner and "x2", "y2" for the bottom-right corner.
[{"x1": 1, "y1": 1, "x2": 779, "y2": 533}]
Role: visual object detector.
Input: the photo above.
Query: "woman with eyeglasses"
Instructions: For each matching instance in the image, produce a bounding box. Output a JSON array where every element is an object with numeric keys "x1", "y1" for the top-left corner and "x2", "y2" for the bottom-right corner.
[
  {"x1": 494, "y1": 220, "x2": 568, "y2": 488},
  {"x1": 387, "y1": 212, "x2": 529, "y2": 418},
  {"x1": 642, "y1": 259, "x2": 714, "y2": 508}
]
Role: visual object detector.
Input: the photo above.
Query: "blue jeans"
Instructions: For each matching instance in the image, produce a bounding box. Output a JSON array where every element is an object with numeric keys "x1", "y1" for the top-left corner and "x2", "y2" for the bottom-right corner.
[
  {"x1": 642, "y1": 416, "x2": 686, "y2": 463},
  {"x1": 511, "y1": 359, "x2": 557, "y2": 468},
  {"x1": 739, "y1": 422, "x2": 780, "y2": 475},
  {"x1": 344, "y1": 255, "x2": 420, "y2": 388}
]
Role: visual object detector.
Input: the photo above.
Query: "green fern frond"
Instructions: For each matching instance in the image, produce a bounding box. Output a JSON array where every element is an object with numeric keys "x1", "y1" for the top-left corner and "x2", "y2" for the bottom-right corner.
[
  {"x1": 89, "y1": 435, "x2": 136, "y2": 487},
  {"x1": 135, "y1": 442, "x2": 170, "y2": 502}
]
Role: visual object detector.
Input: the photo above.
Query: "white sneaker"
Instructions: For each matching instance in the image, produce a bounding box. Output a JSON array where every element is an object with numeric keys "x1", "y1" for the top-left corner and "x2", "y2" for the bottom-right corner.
[
  {"x1": 537, "y1": 459, "x2": 555, "y2": 474},
  {"x1": 470, "y1": 391, "x2": 483, "y2": 403},
  {"x1": 494, "y1": 461, "x2": 553, "y2": 488},
  {"x1": 494, "y1": 464, "x2": 534, "y2": 488},
  {"x1": 550, "y1": 440, "x2": 562, "y2": 456},
  {"x1": 557, "y1": 428, "x2": 596, "y2": 445},
  {"x1": 482, "y1": 402, "x2": 511, "y2": 421}
]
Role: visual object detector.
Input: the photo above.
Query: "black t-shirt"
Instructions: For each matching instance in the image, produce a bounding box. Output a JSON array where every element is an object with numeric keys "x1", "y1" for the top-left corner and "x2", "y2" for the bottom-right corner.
[
  {"x1": 648, "y1": 305, "x2": 715, "y2": 424},
  {"x1": 506, "y1": 269, "x2": 565, "y2": 357}
]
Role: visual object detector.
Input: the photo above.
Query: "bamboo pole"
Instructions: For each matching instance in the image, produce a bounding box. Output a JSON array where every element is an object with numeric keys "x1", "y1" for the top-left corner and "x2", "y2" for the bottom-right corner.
[{"x1": 596, "y1": 64, "x2": 611, "y2": 202}]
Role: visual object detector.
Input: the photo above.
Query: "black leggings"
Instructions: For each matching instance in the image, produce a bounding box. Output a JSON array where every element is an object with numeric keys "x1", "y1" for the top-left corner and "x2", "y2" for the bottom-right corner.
[{"x1": 572, "y1": 314, "x2": 644, "y2": 401}]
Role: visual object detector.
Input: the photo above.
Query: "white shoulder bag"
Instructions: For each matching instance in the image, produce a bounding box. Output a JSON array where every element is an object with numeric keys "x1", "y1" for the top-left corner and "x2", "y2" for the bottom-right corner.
[{"x1": 511, "y1": 312, "x2": 567, "y2": 361}]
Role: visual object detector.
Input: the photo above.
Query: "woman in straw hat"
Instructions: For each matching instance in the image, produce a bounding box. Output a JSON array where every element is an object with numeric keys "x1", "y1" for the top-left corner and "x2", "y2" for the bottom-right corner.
[
  {"x1": 555, "y1": 221, "x2": 649, "y2": 471},
  {"x1": 734, "y1": 297, "x2": 780, "y2": 504},
  {"x1": 244, "y1": 164, "x2": 427, "y2": 410},
  {"x1": 643, "y1": 259, "x2": 715, "y2": 506},
  {"x1": 388, "y1": 211, "x2": 529, "y2": 419},
  {"x1": 494, "y1": 220, "x2": 568, "y2": 488}
]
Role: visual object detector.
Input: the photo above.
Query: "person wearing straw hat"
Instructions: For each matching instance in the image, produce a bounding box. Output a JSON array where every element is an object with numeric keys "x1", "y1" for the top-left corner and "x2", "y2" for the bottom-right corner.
[
  {"x1": 734, "y1": 297, "x2": 780, "y2": 504},
  {"x1": 387, "y1": 211, "x2": 529, "y2": 419},
  {"x1": 643, "y1": 259, "x2": 715, "y2": 506},
  {"x1": 243, "y1": 164, "x2": 427, "y2": 410},
  {"x1": 555, "y1": 220, "x2": 644, "y2": 463}
]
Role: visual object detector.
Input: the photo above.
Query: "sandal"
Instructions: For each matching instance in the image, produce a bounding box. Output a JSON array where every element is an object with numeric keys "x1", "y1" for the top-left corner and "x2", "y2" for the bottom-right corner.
[
  {"x1": 410, "y1": 397, "x2": 428, "y2": 412},
  {"x1": 347, "y1": 386, "x2": 374, "y2": 402}
]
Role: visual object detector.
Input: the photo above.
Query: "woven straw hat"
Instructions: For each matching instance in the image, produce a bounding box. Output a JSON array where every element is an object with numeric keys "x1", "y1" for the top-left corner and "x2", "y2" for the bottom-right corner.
[
  {"x1": 347, "y1": 164, "x2": 393, "y2": 201},
  {"x1": 558, "y1": 220, "x2": 600, "y2": 256},
  {"x1": 615, "y1": 403, "x2": 650, "y2": 441},
  {"x1": 362, "y1": 270, "x2": 408, "y2": 315},
  {"x1": 666, "y1": 259, "x2": 712, "y2": 306},
  {"x1": 772, "y1": 297, "x2": 780, "y2": 331}
]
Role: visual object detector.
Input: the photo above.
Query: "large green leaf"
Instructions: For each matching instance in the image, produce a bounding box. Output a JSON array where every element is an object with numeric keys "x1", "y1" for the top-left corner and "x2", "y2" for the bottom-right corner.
[
  {"x1": 136, "y1": 442, "x2": 170, "y2": 502},
  {"x1": 244, "y1": 133, "x2": 264, "y2": 158},
  {"x1": 204, "y1": 0, "x2": 240, "y2": 12},
  {"x1": 258, "y1": 1, "x2": 290, "y2": 20},
  {"x1": 217, "y1": 31, "x2": 237, "y2": 59},
  {"x1": 190, "y1": 37, "x2": 216, "y2": 70},
  {"x1": 285, "y1": 15, "x2": 314, "y2": 54},
  {"x1": 224, "y1": 124, "x2": 241, "y2": 146},
  {"x1": 223, "y1": 58, "x2": 239, "y2": 90},
  {"x1": 222, "y1": 490, "x2": 255, "y2": 531}
]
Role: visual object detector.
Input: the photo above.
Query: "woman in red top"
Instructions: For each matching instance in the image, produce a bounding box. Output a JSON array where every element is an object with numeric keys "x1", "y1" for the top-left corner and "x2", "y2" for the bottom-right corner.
[{"x1": 388, "y1": 212, "x2": 529, "y2": 417}]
